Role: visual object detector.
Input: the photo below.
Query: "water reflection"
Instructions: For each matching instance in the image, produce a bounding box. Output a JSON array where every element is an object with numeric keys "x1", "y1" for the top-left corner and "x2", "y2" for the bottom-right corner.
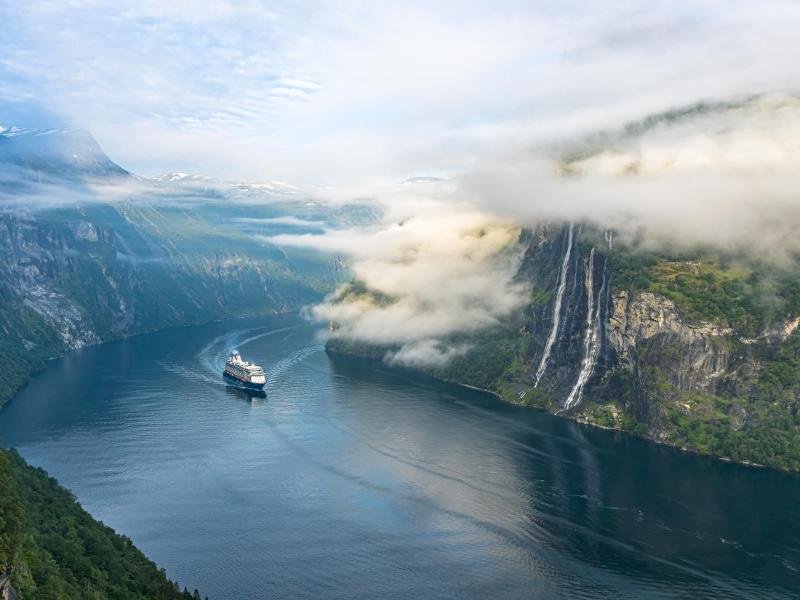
[
  {"x1": 224, "y1": 385, "x2": 267, "y2": 402},
  {"x1": 327, "y1": 353, "x2": 800, "y2": 598}
]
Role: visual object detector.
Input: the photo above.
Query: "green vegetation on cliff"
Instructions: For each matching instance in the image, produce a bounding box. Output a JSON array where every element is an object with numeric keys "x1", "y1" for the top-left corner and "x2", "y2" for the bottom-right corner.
[
  {"x1": 0, "y1": 297, "x2": 64, "y2": 412},
  {"x1": 610, "y1": 244, "x2": 800, "y2": 336},
  {"x1": 601, "y1": 241, "x2": 800, "y2": 470},
  {"x1": 647, "y1": 332, "x2": 800, "y2": 471},
  {"x1": 327, "y1": 323, "x2": 526, "y2": 400},
  {"x1": 0, "y1": 448, "x2": 203, "y2": 599},
  {"x1": 427, "y1": 325, "x2": 526, "y2": 395}
]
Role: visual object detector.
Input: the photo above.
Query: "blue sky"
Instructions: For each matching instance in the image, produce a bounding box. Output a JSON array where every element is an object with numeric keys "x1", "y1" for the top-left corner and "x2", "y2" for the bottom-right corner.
[{"x1": 1, "y1": 1, "x2": 799, "y2": 184}]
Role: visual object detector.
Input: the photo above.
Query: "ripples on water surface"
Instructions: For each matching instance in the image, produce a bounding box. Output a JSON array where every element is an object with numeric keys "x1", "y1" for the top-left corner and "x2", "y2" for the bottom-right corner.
[{"x1": 1, "y1": 315, "x2": 799, "y2": 599}]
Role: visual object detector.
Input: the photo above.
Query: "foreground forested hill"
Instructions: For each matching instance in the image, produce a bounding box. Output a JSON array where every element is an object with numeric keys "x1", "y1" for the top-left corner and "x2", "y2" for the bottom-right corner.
[{"x1": 0, "y1": 449, "x2": 205, "y2": 599}]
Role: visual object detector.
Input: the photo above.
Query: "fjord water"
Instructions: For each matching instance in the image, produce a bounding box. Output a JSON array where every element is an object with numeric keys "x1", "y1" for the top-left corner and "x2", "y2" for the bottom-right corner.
[{"x1": 2, "y1": 316, "x2": 799, "y2": 599}]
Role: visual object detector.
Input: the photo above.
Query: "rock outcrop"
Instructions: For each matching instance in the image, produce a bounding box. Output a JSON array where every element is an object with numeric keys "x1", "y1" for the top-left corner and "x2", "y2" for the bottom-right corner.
[
  {"x1": 0, "y1": 568, "x2": 16, "y2": 600},
  {"x1": 603, "y1": 290, "x2": 733, "y2": 430}
]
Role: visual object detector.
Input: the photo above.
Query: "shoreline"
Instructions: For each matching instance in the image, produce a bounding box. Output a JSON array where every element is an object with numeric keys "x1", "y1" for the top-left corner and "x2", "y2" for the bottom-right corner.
[{"x1": 325, "y1": 345, "x2": 796, "y2": 476}]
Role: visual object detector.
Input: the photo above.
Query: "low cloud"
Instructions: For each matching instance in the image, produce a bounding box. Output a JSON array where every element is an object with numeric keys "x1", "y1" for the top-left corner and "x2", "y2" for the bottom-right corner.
[
  {"x1": 460, "y1": 93, "x2": 800, "y2": 259},
  {"x1": 268, "y1": 194, "x2": 528, "y2": 366},
  {"x1": 235, "y1": 216, "x2": 326, "y2": 228},
  {"x1": 274, "y1": 93, "x2": 800, "y2": 367},
  {"x1": 385, "y1": 340, "x2": 472, "y2": 369}
]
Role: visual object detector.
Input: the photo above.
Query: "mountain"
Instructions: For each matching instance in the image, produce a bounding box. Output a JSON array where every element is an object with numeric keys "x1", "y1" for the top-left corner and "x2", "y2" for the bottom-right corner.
[
  {"x1": 328, "y1": 222, "x2": 800, "y2": 471},
  {"x1": 513, "y1": 224, "x2": 800, "y2": 469},
  {"x1": 325, "y1": 95, "x2": 800, "y2": 471},
  {"x1": 152, "y1": 171, "x2": 302, "y2": 197},
  {"x1": 0, "y1": 125, "x2": 378, "y2": 408},
  {"x1": 0, "y1": 127, "x2": 130, "y2": 179}
]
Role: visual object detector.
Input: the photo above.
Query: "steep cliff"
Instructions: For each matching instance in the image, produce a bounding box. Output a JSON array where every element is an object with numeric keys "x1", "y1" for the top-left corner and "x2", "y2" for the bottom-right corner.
[
  {"x1": 515, "y1": 224, "x2": 800, "y2": 469},
  {"x1": 327, "y1": 222, "x2": 800, "y2": 471},
  {"x1": 0, "y1": 202, "x2": 341, "y2": 406}
]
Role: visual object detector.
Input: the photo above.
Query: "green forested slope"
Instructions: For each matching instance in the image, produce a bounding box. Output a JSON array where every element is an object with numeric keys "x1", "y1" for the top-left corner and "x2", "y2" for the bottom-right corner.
[{"x1": 0, "y1": 449, "x2": 204, "y2": 599}]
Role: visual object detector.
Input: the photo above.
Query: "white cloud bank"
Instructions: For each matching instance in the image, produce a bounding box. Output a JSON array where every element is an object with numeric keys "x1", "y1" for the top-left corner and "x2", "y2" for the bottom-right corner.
[
  {"x1": 271, "y1": 93, "x2": 800, "y2": 366},
  {"x1": 461, "y1": 93, "x2": 800, "y2": 258},
  {"x1": 268, "y1": 192, "x2": 527, "y2": 366}
]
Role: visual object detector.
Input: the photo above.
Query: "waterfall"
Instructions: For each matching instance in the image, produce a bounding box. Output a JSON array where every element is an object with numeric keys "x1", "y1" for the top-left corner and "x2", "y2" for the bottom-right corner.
[
  {"x1": 564, "y1": 248, "x2": 606, "y2": 411},
  {"x1": 605, "y1": 230, "x2": 613, "y2": 250},
  {"x1": 534, "y1": 223, "x2": 574, "y2": 387}
]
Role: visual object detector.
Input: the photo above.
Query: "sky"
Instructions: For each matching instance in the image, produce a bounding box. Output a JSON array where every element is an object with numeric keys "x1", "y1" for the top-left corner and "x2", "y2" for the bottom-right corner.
[{"x1": 2, "y1": 1, "x2": 800, "y2": 184}]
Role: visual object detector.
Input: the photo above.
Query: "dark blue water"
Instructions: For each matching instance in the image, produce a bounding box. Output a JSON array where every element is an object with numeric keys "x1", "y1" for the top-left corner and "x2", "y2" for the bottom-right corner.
[{"x1": 2, "y1": 315, "x2": 799, "y2": 599}]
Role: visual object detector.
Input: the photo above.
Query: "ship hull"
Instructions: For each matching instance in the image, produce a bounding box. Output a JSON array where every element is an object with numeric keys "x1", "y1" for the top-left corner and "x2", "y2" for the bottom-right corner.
[{"x1": 223, "y1": 370, "x2": 266, "y2": 391}]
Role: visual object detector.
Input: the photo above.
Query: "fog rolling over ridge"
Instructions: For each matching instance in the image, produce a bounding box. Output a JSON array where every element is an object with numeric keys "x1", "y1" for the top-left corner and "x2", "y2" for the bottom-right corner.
[
  {"x1": 465, "y1": 92, "x2": 800, "y2": 258},
  {"x1": 275, "y1": 92, "x2": 800, "y2": 365},
  {"x1": 278, "y1": 198, "x2": 529, "y2": 367}
]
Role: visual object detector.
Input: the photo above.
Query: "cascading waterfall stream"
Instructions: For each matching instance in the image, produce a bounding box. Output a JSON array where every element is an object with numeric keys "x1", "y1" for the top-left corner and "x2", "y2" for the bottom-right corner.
[
  {"x1": 534, "y1": 222, "x2": 574, "y2": 387},
  {"x1": 564, "y1": 247, "x2": 606, "y2": 411},
  {"x1": 605, "y1": 230, "x2": 613, "y2": 250}
]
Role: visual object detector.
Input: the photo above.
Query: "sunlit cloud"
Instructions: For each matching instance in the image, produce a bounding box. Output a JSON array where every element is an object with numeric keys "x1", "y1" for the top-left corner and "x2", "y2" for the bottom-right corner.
[{"x1": 267, "y1": 191, "x2": 528, "y2": 365}]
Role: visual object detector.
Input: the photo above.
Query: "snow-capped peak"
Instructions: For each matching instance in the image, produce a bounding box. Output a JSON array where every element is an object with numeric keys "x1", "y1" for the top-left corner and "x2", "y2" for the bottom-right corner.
[{"x1": 152, "y1": 172, "x2": 218, "y2": 183}]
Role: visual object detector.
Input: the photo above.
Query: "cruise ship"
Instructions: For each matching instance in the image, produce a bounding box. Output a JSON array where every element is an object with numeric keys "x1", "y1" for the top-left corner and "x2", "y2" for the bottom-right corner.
[{"x1": 223, "y1": 350, "x2": 267, "y2": 391}]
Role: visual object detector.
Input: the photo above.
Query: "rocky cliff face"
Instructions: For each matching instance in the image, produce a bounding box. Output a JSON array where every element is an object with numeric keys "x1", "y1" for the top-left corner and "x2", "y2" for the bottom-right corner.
[
  {"x1": 514, "y1": 223, "x2": 613, "y2": 410},
  {"x1": 604, "y1": 291, "x2": 732, "y2": 433},
  {"x1": 520, "y1": 225, "x2": 733, "y2": 414},
  {"x1": 0, "y1": 126, "x2": 360, "y2": 406},
  {"x1": 0, "y1": 567, "x2": 16, "y2": 600},
  {"x1": 507, "y1": 223, "x2": 800, "y2": 469},
  {"x1": 0, "y1": 201, "x2": 340, "y2": 405}
]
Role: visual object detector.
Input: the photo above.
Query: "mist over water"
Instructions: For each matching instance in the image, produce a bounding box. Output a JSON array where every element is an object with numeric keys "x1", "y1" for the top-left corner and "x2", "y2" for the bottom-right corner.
[{"x1": 1, "y1": 314, "x2": 799, "y2": 599}]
